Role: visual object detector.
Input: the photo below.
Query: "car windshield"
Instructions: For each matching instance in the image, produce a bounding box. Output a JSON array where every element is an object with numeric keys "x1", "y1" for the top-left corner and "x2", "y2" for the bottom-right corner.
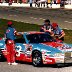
[{"x1": 26, "y1": 33, "x2": 54, "y2": 43}]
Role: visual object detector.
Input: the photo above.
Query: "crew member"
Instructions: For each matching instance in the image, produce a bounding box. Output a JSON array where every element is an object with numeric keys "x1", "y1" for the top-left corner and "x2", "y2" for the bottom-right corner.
[
  {"x1": 5, "y1": 21, "x2": 22, "y2": 65},
  {"x1": 52, "y1": 22, "x2": 65, "y2": 42},
  {"x1": 40, "y1": 19, "x2": 53, "y2": 36}
]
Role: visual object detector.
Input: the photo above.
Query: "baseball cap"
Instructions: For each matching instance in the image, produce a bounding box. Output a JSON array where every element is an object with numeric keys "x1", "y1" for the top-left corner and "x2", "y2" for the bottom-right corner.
[
  {"x1": 7, "y1": 21, "x2": 13, "y2": 25},
  {"x1": 52, "y1": 23, "x2": 58, "y2": 28}
]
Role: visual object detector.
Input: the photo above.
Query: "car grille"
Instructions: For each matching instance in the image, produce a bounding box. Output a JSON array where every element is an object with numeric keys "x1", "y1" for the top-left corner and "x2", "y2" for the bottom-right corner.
[
  {"x1": 65, "y1": 52, "x2": 71, "y2": 57},
  {"x1": 64, "y1": 52, "x2": 72, "y2": 63}
]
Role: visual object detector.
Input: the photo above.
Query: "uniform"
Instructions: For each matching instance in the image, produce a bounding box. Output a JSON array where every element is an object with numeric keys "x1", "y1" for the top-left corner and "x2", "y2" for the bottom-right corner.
[
  {"x1": 5, "y1": 27, "x2": 16, "y2": 40},
  {"x1": 53, "y1": 27, "x2": 64, "y2": 41},
  {"x1": 40, "y1": 24, "x2": 53, "y2": 32},
  {"x1": 5, "y1": 26, "x2": 17, "y2": 64}
]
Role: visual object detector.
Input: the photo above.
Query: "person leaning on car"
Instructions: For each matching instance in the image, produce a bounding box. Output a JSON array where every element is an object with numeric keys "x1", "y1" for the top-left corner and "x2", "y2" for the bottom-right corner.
[
  {"x1": 5, "y1": 21, "x2": 22, "y2": 65},
  {"x1": 40, "y1": 19, "x2": 53, "y2": 36},
  {"x1": 52, "y1": 22, "x2": 65, "y2": 42}
]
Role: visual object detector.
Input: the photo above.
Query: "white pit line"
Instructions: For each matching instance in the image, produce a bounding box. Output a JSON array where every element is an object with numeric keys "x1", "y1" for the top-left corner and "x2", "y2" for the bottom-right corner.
[
  {"x1": 9, "y1": 15, "x2": 17, "y2": 17},
  {"x1": 64, "y1": 21, "x2": 72, "y2": 24}
]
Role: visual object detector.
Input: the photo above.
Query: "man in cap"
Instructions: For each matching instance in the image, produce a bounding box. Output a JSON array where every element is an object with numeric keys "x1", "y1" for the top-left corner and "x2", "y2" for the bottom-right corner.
[
  {"x1": 5, "y1": 21, "x2": 22, "y2": 65},
  {"x1": 52, "y1": 22, "x2": 65, "y2": 42}
]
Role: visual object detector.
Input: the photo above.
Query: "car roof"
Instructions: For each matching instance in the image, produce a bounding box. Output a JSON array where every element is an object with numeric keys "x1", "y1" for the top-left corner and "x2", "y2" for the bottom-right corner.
[
  {"x1": 28, "y1": 31, "x2": 44, "y2": 34},
  {"x1": 24, "y1": 31, "x2": 44, "y2": 35}
]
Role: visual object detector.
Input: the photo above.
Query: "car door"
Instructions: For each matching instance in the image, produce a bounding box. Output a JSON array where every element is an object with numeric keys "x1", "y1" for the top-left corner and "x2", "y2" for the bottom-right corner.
[
  {"x1": 15, "y1": 35, "x2": 26, "y2": 61},
  {"x1": 15, "y1": 35, "x2": 32, "y2": 62}
]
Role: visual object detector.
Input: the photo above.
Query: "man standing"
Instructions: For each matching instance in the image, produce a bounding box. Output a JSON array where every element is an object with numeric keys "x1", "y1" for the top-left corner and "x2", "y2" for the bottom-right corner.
[
  {"x1": 9, "y1": 0, "x2": 12, "y2": 6},
  {"x1": 54, "y1": 0, "x2": 56, "y2": 4},
  {"x1": 29, "y1": 0, "x2": 32, "y2": 7},
  {"x1": 5, "y1": 21, "x2": 22, "y2": 65}
]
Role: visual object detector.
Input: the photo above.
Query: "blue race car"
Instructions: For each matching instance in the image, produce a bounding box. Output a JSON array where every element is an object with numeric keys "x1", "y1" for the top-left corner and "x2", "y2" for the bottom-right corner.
[{"x1": 0, "y1": 31, "x2": 72, "y2": 66}]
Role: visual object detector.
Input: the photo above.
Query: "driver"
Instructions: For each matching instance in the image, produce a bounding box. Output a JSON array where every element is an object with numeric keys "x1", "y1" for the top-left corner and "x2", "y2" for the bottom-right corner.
[{"x1": 52, "y1": 23, "x2": 65, "y2": 42}]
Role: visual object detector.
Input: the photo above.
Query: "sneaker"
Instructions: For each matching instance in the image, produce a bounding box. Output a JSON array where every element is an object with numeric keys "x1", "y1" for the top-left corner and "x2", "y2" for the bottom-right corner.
[
  {"x1": 12, "y1": 62, "x2": 18, "y2": 65},
  {"x1": 8, "y1": 63, "x2": 11, "y2": 65}
]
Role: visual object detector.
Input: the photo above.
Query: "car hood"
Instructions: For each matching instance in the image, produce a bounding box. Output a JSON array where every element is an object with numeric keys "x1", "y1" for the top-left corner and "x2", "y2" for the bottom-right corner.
[
  {"x1": 31, "y1": 43, "x2": 62, "y2": 53},
  {"x1": 31, "y1": 42, "x2": 72, "y2": 53},
  {"x1": 42, "y1": 42, "x2": 72, "y2": 52}
]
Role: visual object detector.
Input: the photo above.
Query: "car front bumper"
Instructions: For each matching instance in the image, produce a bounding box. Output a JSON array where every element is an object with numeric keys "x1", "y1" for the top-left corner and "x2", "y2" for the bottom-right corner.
[{"x1": 42, "y1": 52, "x2": 72, "y2": 64}]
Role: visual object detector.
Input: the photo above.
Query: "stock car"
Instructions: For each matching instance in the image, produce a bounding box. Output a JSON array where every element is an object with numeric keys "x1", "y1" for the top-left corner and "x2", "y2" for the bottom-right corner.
[{"x1": 0, "y1": 31, "x2": 72, "y2": 66}]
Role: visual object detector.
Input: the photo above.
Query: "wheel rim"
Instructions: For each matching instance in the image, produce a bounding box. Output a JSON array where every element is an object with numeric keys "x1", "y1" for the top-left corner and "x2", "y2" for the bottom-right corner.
[{"x1": 33, "y1": 52, "x2": 41, "y2": 66}]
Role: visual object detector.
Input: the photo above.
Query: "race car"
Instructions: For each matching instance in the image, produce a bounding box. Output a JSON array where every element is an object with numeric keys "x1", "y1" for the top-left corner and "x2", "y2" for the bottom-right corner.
[{"x1": 0, "y1": 31, "x2": 72, "y2": 66}]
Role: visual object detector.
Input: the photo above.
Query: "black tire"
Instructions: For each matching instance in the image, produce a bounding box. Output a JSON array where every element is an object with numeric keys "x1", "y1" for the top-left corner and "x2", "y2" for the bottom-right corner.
[
  {"x1": 0, "y1": 49, "x2": 6, "y2": 61},
  {"x1": 57, "y1": 63, "x2": 65, "y2": 68},
  {"x1": 32, "y1": 50, "x2": 42, "y2": 67},
  {"x1": 0, "y1": 49, "x2": 3, "y2": 61}
]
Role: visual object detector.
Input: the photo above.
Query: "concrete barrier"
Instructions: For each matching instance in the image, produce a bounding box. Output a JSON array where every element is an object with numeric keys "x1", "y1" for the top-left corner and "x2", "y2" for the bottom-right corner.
[
  {"x1": 65, "y1": 5, "x2": 72, "y2": 9},
  {"x1": 0, "y1": 3, "x2": 30, "y2": 7},
  {"x1": 0, "y1": 3, "x2": 9, "y2": 6},
  {"x1": 0, "y1": 3, "x2": 60, "y2": 8},
  {"x1": 0, "y1": 3, "x2": 72, "y2": 9},
  {"x1": 48, "y1": 4, "x2": 60, "y2": 8}
]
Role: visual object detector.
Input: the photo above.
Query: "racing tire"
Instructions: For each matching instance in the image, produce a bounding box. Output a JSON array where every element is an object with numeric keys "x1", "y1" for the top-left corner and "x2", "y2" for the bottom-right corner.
[
  {"x1": 32, "y1": 50, "x2": 43, "y2": 67},
  {"x1": 0, "y1": 49, "x2": 6, "y2": 61},
  {"x1": 0, "y1": 49, "x2": 3, "y2": 60},
  {"x1": 57, "y1": 63, "x2": 65, "y2": 68}
]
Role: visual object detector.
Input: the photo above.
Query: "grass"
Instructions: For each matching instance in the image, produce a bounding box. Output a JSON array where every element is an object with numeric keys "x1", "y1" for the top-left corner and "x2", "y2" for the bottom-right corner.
[{"x1": 0, "y1": 19, "x2": 72, "y2": 44}]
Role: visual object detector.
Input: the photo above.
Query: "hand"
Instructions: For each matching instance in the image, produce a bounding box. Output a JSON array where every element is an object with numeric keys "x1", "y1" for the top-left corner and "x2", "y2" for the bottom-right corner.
[
  {"x1": 44, "y1": 29, "x2": 46, "y2": 32},
  {"x1": 48, "y1": 29, "x2": 51, "y2": 32},
  {"x1": 21, "y1": 32, "x2": 24, "y2": 34},
  {"x1": 58, "y1": 37, "x2": 61, "y2": 39},
  {"x1": 45, "y1": 30, "x2": 52, "y2": 33}
]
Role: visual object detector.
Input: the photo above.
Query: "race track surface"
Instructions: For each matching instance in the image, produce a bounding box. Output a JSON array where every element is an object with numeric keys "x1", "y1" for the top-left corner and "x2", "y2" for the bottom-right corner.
[
  {"x1": 0, "y1": 7, "x2": 72, "y2": 30},
  {"x1": 0, "y1": 62, "x2": 72, "y2": 72}
]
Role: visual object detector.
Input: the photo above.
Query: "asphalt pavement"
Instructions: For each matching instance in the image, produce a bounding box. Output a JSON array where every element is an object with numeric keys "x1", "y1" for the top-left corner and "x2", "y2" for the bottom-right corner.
[{"x1": 0, "y1": 62, "x2": 72, "y2": 72}]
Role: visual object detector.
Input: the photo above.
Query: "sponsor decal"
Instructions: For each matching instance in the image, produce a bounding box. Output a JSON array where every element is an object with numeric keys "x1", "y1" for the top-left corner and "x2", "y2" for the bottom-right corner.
[
  {"x1": 43, "y1": 57, "x2": 55, "y2": 64},
  {"x1": 24, "y1": 44, "x2": 32, "y2": 57},
  {"x1": 25, "y1": 51, "x2": 32, "y2": 58},
  {"x1": 0, "y1": 43, "x2": 3, "y2": 46},
  {"x1": 16, "y1": 45, "x2": 22, "y2": 57},
  {"x1": 47, "y1": 59, "x2": 52, "y2": 62},
  {"x1": 6, "y1": 29, "x2": 10, "y2": 33}
]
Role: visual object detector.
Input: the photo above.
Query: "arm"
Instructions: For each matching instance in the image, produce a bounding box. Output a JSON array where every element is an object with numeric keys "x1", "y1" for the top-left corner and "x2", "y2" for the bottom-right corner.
[
  {"x1": 40, "y1": 25, "x2": 46, "y2": 32},
  {"x1": 14, "y1": 29, "x2": 23, "y2": 36},
  {"x1": 15, "y1": 32, "x2": 22, "y2": 36},
  {"x1": 15, "y1": 31, "x2": 24, "y2": 36},
  {"x1": 58, "y1": 30, "x2": 65, "y2": 39}
]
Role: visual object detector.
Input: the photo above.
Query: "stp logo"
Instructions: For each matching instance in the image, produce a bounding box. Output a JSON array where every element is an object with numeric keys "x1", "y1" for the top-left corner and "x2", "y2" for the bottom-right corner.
[{"x1": 6, "y1": 29, "x2": 10, "y2": 33}]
